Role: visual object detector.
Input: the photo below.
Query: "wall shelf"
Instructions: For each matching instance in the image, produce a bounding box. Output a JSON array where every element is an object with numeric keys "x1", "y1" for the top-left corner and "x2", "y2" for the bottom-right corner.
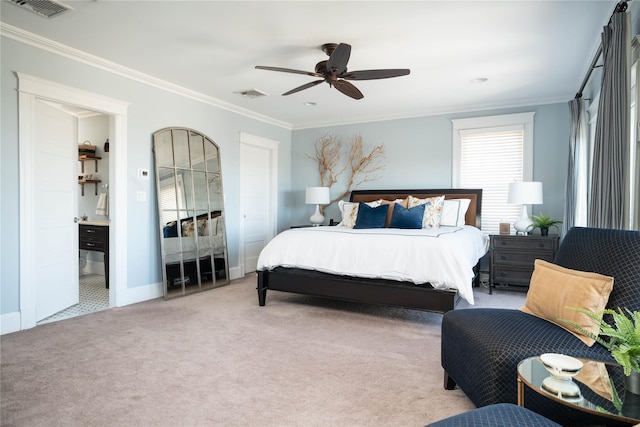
[
  {"x1": 78, "y1": 179, "x2": 101, "y2": 196},
  {"x1": 78, "y1": 156, "x2": 101, "y2": 173}
]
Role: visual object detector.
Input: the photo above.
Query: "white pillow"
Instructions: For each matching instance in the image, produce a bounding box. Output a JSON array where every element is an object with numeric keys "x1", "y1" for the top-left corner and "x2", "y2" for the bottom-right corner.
[
  {"x1": 441, "y1": 199, "x2": 471, "y2": 227},
  {"x1": 338, "y1": 199, "x2": 381, "y2": 228}
]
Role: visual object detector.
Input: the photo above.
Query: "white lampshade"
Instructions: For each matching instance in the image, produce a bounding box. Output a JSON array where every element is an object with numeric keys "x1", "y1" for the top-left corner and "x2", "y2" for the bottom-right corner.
[
  {"x1": 508, "y1": 181, "x2": 543, "y2": 235},
  {"x1": 305, "y1": 187, "x2": 330, "y2": 205},
  {"x1": 305, "y1": 187, "x2": 330, "y2": 226},
  {"x1": 508, "y1": 182, "x2": 543, "y2": 205}
]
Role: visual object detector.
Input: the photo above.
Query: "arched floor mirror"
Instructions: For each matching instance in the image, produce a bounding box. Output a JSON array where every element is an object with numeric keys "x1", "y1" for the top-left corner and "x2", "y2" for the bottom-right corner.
[{"x1": 153, "y1": 127, "x2": 229, "y2": 299}]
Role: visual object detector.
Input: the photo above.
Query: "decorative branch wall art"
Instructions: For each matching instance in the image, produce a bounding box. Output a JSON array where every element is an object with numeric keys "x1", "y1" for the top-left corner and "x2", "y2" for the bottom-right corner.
[{"x1": 307, "y1": 133, "x2": 385, "y2": 212}]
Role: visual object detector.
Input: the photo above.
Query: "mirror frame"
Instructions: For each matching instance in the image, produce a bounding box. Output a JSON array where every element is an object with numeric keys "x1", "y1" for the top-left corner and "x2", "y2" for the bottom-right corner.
[{"x1": 153, "y1": 127, "x2": 229, "y2": 299}]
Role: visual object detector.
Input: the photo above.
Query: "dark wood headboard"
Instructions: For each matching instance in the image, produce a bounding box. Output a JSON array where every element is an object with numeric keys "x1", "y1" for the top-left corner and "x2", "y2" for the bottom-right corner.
[{"x1": 349, "y1": 189, "x2": 482, "y2": 228}]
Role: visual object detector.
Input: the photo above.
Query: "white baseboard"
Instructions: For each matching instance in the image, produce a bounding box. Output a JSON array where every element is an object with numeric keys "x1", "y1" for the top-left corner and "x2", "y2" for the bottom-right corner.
[
  {"x1": 229, "y1": 266, "x2": 242, "y2": 281},
  {"x1": 2, "y1": 265, "x2": 243, "y2": 334},
  {"x1": 1, "y1": 311, "x2": 22, "y2": 335},
  {"x1": 118, "y1": 265, "x2": 243, "y2": 306},
  {"x1": 119, "y1": 281, "x2": 163, "y2": 307}
]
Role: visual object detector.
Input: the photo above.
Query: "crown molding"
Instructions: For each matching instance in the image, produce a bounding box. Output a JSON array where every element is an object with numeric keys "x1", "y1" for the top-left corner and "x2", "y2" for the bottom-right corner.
[{"x1": 0, "y1": 22, "x2": 292, "y2": 130}]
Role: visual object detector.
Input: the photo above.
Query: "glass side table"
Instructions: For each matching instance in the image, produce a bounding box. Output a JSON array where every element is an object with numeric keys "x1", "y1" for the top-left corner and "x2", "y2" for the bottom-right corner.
[{"x1": 517, "y1": 356, "x2": 640, "y2": 425}]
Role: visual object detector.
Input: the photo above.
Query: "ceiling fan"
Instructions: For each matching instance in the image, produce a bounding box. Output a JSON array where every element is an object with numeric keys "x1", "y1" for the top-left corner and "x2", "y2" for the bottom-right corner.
[{"x1": 255, "y1": 43, "x2": 410, "y2": 100}]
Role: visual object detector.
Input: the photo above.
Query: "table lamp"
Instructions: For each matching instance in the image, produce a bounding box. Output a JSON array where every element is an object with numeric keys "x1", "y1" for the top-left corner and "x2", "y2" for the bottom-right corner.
[
  {"x1": 305, "y1": 187, "x2": 330, "y2": 226},
  {"x1": 508, "y1": 181, "x2": 543, "y2": 235}
]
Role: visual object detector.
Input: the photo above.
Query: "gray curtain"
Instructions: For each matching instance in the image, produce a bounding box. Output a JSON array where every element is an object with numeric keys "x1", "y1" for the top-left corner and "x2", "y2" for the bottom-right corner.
[
  {"x1": 588, "y1": 11, "x2": 630, "y2": 229},
  {"x1": 563, "y1": 98, "x2": 586, "y2": 236}
]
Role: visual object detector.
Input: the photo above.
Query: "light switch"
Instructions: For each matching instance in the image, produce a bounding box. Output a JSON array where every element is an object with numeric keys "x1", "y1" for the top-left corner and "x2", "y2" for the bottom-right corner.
[{"x1": 137, "y1": 191, "x2": 146, "y2": 202}]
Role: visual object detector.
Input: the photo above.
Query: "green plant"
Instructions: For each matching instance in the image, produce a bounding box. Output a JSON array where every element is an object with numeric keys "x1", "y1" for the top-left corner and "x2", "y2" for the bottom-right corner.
[
  {"x1": 529, "y1": 214, "x2": 562, "y2": 231},
  {"x1": 562, "y1": 307, "x2": 640, "y2": 375}
]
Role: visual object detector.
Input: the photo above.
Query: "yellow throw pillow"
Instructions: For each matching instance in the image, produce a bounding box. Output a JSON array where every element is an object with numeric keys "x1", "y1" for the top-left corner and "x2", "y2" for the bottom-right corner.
[
  {"x1": 520, "y1": 259, "x2": 614, "y2": 346},
  {"x1": 574, "y1": 360, "x2": 613, "y2": 400}
]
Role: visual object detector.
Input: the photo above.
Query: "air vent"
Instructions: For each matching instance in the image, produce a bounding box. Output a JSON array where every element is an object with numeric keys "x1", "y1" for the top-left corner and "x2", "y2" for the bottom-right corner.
[
  {"x1": 234, "y1": 89, "x2": 268, "y2": 99},
  {"x1": 8, "y1": 0, "x2": 73, "y2": 18}
]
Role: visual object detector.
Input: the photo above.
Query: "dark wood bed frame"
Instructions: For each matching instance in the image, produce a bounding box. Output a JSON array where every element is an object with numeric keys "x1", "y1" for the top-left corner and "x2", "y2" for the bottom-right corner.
[{"x1": 256, "y1": 189, "x2": 483, "y2": 313}]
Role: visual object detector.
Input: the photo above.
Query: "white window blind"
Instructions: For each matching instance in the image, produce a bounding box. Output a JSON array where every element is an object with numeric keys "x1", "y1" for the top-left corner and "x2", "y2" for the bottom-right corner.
[
  {"x1": 458, "y1": 129, "x2": 524, "y2": 234},
  {"x1": 160, "y1": 174, "x2": 186, "y2": 224}
]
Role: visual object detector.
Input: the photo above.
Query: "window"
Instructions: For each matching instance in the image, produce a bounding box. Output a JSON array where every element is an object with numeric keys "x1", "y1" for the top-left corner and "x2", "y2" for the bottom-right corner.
[
  {"x1": 582, "y1": 59, "x2": 638, "y2": 230},
  {"x1": 630, "y1": 60, "x2": 639, "y2": 229},
  {"x1": 159, "y1": 174, "x2": 186, "y2": 224},
  {"x1": 452, "y1": 112, "x2": 535, "y2": 235}
]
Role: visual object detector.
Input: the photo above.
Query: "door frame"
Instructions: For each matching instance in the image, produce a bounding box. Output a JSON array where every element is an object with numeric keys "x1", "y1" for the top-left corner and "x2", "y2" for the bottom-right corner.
[
  {"x1": 239, "y1": 132, "x2": 278, "y2": 276},
  {"x1": 17, "y1": 73, "x2": 129, "y2": 329}
]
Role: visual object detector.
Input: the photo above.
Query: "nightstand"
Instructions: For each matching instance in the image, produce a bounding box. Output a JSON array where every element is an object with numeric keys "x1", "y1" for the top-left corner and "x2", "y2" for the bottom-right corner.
[{"x1": 489, "y1": 234, "x2": 559, "y2": 292}]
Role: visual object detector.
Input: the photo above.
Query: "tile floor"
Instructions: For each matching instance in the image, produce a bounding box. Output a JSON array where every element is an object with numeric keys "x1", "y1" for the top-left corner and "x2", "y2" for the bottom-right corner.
[{"x1": 38, "y1": 274, "x2": 109, "y2": 325}]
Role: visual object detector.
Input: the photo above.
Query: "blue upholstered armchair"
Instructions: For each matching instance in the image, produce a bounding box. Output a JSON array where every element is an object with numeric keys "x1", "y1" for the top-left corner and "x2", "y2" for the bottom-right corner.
[{"x1": 441, "y1": 227, "x2": 640, "y2": 425}]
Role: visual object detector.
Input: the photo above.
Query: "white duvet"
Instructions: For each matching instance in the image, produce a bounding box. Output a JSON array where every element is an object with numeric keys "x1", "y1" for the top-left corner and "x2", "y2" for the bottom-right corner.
[{"x1": 257, "y1": 225, "x2": 489, "y2": 304}]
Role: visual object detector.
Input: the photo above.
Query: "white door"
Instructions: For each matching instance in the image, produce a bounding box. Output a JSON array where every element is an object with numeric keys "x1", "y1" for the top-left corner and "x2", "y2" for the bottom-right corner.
[
  {"x1": 241, "y1": 143, "x2": 272, "y2": 273},
  {"x1": 34, "y1": 100, "x2": 79, "y2": 321}
]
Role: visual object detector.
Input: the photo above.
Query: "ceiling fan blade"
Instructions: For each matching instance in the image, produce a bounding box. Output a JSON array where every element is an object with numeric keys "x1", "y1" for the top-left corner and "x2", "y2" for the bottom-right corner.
[
  {"x1": 255, "y1": 65, "x2": 323, "y2": 78},
  {"x1": 282, "y1": 79, "x2": 324, "y2": 96},
  {"x1": 326, "y1": 43, "x2": 351, "y2": 75},
  {"x1": 341, "y1": 69, "x2": 411, "y2": 80},
  {"x1": 334, "y1": 80, "x2": 364, "y2": 100}
]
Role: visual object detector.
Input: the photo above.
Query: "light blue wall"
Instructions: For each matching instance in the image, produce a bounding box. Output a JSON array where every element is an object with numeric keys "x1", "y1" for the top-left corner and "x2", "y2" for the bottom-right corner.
[
  {"x1": 0, "y1": 33, "x2": 572, "y2": 318},
  {"x1": 291, "y1": 103, "x2": 570, "y2": 227},
  {"x1": 0, "y1": 36, "x2": 292, "y2": 315}
]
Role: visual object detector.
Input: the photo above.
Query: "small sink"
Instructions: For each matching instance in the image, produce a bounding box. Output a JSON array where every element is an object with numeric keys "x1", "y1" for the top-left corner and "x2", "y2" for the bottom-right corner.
[{"x1": 79, "y1": 220, "x2": 109, "y2": 226}]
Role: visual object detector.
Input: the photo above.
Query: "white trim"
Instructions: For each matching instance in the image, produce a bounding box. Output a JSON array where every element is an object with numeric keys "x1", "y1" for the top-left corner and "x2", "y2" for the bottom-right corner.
[
  {"x1": 239, "y1": 132, "x2": 279, "y2": 276},
  {"x1": 18, "y1": 89, "x2": 36, "y2": 327},
  {"x1": 1, "y1": 312, "x2": 22, "y2": 335},
  {"x1": 16, "y1": 73, "x2": 128, "y2": 115},
  {"x1": 122, "y1": 282, "x2": 163, "y2": 306},
  {"x1": 17, "y1": 73, "x2": 129, "y2": 330},
  {"x1": 451, "y1": 112, "x2": 536, "y2": 186},
  {"x1": 229, "y1": 266, "x2": 243, "y2": 281},
  {"x1": 240, "y1": 132, "x2": 280, "y2": 151},
  {"x1": 1, "y1": 23, "x2": 291, "y2": 130},
  {"x1": 293, "y1": 98, "x2": 558, "y2": 131},
  {"x1": 110, "y1": 114, "x2": 128, "y2": 307}
]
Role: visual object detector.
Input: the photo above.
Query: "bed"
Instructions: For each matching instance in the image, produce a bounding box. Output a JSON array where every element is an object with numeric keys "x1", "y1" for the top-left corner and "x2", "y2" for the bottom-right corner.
[
  {"x1": 162, "y1": 211, "x2": 227, "y2": 285},
  {"x1": 256, "y1": 189, "x2": 487, "y2": 313}
]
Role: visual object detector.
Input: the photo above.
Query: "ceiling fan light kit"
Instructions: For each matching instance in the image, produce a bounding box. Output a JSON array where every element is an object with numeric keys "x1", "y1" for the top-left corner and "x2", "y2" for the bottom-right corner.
[{"x1": 256, "y1": 43, "x2": 410, "y2": 100}]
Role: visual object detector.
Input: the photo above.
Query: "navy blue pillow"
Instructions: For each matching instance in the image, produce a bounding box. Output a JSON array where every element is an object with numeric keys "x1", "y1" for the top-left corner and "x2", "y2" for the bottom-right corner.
[
  {"x1": 354, "y1": 203, "x2": 389, "y2": 229},
  {"x1": 389, "y1": 203, "x2": 425, "y2": 229},
  {"x1": 163, "y1": 222, "x2": 178, "y2": 237}
]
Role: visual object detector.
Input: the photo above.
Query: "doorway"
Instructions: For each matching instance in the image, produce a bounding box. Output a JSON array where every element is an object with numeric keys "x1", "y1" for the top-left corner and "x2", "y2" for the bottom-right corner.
[
  {"x1": 37, "y1": 109, "x2": 111, "y2": 324},
  {"x1": 17, "y1": 73, "x2": 129, "y2": 330},
  {"x1": 239, "y1": 132, "x2": 278, "y2": 275}
]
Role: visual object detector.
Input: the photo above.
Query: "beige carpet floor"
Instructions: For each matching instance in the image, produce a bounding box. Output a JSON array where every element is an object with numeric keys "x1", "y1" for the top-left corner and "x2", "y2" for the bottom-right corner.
[{"x1": 1, "y1": 275, "x2": 525, "y2": 427}]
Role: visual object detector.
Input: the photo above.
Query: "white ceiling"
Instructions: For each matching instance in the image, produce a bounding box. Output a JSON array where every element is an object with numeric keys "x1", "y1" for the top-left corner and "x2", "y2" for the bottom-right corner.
[{"x1": 0, "y1": 0, "x2": 618, "y2": 129}]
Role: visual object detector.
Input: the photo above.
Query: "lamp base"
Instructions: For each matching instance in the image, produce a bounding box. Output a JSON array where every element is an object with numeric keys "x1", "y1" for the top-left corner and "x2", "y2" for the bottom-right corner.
[
  {"x1": 513, "y1": 205, "x2": 532, "y2": 235},
  {"x1": 310, "y1": 205, "x2": 324, "y2": 226}
]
